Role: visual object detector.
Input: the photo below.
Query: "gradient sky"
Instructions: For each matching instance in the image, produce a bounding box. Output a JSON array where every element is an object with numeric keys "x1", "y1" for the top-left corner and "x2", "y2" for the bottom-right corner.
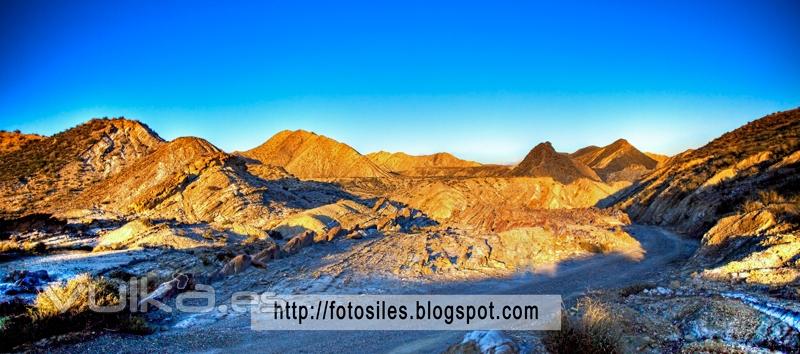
[{"x1": 1, "y1": 0, "x2": 798, "y2": 163}]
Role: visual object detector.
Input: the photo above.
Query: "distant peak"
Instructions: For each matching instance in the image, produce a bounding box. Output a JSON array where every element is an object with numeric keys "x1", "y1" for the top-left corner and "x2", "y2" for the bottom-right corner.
[
  {"x1": 610, "y1": 138, "x2": 632, "y2": 147},
  {"x1": 532, "y1": 141, "x2": 556, "y2": 152}
]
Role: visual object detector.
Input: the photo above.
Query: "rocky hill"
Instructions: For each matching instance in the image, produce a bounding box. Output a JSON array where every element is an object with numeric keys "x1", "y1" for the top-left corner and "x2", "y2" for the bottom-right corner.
[
  {"x1": 0, "y1": 118, "x2": 164, "y2": 216},
  {"x1": 606, "y1": 108, "x2": 800, "y2": 285},
  {"x1": 510, "y1": 142, "x2": 600, "y2": 183},
  {"x1": 571, "y1": 138, "x2": 658, "y2": 182},
  {"x1": 0, "y1": 131, "x2": 44, "y2": 155},
  {"x1": 63, "y1": 137, "x2": 353, "y2": 227},
  {"x1": 242, "y1": 130, "x2": 390, "y2": 179},
  {"x1": 366, "y1": 151, "x2": 481, "y2": 176}
]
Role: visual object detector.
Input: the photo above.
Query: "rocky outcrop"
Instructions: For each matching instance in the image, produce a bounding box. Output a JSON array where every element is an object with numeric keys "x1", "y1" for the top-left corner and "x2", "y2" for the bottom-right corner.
[
  {"x1": 571, "y1": 139, "x2": 659, "y2": 182},
  {"x1": 319, "y1": 212, "x2": 639, "y2": 280},
  {"x1": 698, "y1": 210, "x2": 800, "y2": 285},
  {"x1": 510, "y1": 142, "x2": 600, "y2": 184},
  {"x1": 242, "y1": 130, "x2": 390, "y2": 179}
]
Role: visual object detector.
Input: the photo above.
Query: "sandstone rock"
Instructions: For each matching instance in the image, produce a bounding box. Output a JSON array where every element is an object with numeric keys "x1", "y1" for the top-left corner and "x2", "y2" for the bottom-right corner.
[
  {"x1": 323, "y1": 226, "x2": 346, "y2": 242},
  {"x1": 219, "y1": 254, "x2": 266, "y2": 277},
  {"x1": 138, "y1": 273, "x2": 194, "y2": 308},
  {"x1": 253, "y1": 244, "x2": 280, "y2": 263},
  {"x1": 282, "y1": 231, "x2": 315, "y2": 255}
]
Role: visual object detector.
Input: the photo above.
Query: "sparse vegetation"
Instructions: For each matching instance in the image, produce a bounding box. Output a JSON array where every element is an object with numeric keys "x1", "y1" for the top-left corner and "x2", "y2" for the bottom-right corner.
[
  {"x1": 542, "y1": 298, "x2": 623, "y2": 354},
  {"x1": 0, "y1": 240, "x2": 48, "y2": 256},
  {"x1": 0, "y1": 274, "x2": 151, "y2": 351}
]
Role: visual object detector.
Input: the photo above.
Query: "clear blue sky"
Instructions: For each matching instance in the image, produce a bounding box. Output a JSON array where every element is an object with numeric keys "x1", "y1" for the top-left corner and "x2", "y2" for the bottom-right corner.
[{"x1": 1, "y1": 0, "x2": 798, "y2": 163}]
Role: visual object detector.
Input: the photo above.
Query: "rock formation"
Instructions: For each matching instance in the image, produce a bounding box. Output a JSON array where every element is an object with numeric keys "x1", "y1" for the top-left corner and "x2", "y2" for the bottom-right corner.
[{"x1": 509, "y1": 142, "x2": 600, "y2": 183}]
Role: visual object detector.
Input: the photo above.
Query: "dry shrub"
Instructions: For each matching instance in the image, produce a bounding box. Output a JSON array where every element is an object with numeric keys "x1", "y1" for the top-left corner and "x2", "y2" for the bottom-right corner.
[
  {"x1": 759, "y1": 190, "x2": 785, "y2": 205},
  {"x1": 29, "y1": 274, "x2": 119, "y2": 321},
  {"x1": 741, "y1": 199, "x2": 764, "y2": 213},
  {"x1": 0, "y1": 273, "x2": 150, "y2": 351},
  {"x1": 543, "y1": 298, "x2": 623, "y2": 354},
  {"x1": 0, "y1": 240, "x2": 47, "y2": 256},
  {"x1": 0, "y1": 240, "x2": 20, "y2": 253}
]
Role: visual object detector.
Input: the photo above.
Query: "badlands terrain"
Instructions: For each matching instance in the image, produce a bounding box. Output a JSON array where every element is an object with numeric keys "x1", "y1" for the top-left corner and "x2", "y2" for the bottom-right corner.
[{"x1": 0, "y1": 108, "x2": 798, "y2": 353}]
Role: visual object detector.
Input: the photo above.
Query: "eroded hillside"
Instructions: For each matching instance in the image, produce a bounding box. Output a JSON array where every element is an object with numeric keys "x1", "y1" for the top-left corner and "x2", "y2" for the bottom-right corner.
[
  {"x1": 0, "y1": 118, "x2": 164, "y2": 217},
  {"x1": 510, "y1": 142, "x2": 600, "y2": 183},
  {"x1": 572, "y1": 138, "x2": 659, "y2": 182}
]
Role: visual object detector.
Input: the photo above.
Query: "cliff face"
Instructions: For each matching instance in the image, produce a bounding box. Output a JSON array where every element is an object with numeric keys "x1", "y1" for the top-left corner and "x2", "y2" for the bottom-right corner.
[
  {"x1": 510, "y1": 142, "x2": 600, "y2": 184},
  {"x1": 0, "y1": 118, "x2": 164, "y2": 216},
  {"x1": 243, "y1": 130, "x2": 390, "y2": 179}
]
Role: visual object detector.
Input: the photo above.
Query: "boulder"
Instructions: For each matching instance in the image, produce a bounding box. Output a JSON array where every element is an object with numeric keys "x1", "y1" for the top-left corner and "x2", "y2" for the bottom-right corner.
[
  {"x1": 253, "y1": 244, "x2": 280, "y2": 263},
  {"x1": 282, "y1": 231, "x2": 315, "y2": 255},
  {"x1": 323, "y1": 226, "x2": 346, "y2": 242},
  {"x1": 138, "y1": 273, "x2": 194, "y2": 308},
  {"x1": 219, "y1": 254, "x2": 266, "y2": 276}
]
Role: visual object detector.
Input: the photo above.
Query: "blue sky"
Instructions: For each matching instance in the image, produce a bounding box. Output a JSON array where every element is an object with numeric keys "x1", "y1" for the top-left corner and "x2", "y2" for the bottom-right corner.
[{"x1": 1, "y1": 0, "x2": 798, "y2": 163}]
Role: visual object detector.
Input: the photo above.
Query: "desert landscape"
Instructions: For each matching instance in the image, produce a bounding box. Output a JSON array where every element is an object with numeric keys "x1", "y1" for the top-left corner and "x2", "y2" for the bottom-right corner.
[
  {"x1": 2, "y1": 1, "x2": 799, "y2": 353},
  {"x1": 0, "y1": 108, "x2": 798, "y2": 352}
]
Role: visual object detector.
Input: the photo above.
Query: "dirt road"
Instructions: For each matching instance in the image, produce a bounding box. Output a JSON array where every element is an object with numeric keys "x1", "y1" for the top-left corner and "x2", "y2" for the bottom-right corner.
[{"x1": 52, "y1": 225, "x2": 697, "y2": 353}]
